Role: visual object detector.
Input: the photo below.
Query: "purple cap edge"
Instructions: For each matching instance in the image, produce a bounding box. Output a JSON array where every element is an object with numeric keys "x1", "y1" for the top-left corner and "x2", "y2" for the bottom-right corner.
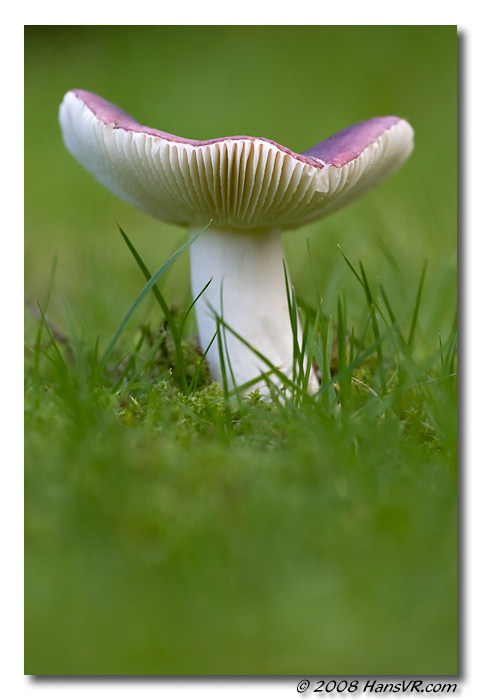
[
  {"x1": 302, "y1": 116, "x2": 401, "y2": 167},
  {"x1": 71, "y1": 90, "x2": 403, "y2": 171}
]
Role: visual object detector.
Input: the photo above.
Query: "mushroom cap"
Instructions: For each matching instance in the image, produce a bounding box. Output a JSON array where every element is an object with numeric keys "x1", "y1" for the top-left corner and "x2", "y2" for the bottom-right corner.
[{"x1": 59, "y1": 89, "x2": 414, "y2": 231}]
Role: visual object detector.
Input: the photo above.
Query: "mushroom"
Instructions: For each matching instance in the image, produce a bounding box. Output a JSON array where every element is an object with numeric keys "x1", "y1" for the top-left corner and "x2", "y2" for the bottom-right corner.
[{"x1": 59, "y1": 89, "x2": 414, "y2": 395}]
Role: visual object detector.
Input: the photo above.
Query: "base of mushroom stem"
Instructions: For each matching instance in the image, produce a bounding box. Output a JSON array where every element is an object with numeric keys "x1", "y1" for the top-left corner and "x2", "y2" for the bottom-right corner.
[{"x1": 203, "y1": 353, "x2": 320, "y2": 400}]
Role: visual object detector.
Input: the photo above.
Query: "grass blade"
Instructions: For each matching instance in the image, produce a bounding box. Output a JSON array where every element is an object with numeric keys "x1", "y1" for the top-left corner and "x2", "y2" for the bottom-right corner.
[
  {"x1": 118, "y1": 225, "x2": 190, "y2": 392},
  {"x1": 35, "y1": 301, "x2": 68, "y2": 371},
  {"x1": 359, "y1": 261, "x2": 386, "y2": 394},
  {"x1": 338, "y1": 245, "x2": 387, "y2": 324},
  {"x1": 94, "y1": 222, "x2": 209, "y2": 383},
  {"x1": 188, "y1": 330, "x2": 217, "y2": 394},
  {"x1": 408, "y1": 260, "x2": 427, "y2": 349},
  {"x1": 180, "y1": 278, "x2": 213, "y2": 336},
  {"x1": 216, "y1": 317, "x2": 233, "y2": 435},
  {"x1": 337, "y1": 244, "x2": 364, "y2": 287},
  {"x1": 379, "y1": 281, "x2": 410, "y2": 357},
  {"x1": 337, "y1": 291, "x2": 351, "y2": 407}
]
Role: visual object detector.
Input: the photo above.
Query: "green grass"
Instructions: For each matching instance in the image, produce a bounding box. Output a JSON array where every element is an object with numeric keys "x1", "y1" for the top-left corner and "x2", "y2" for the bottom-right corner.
[
  {"x1": 25, "y1": 223, "x2": 456, "y2": 675},
  {"x1": 24, "y1": 26, "x2": 457, "y2": 676}
]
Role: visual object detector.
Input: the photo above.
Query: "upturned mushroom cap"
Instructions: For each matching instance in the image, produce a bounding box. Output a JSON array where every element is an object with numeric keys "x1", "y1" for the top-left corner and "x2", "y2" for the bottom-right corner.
[{"x1": 59, "y1": 90, "x2": 414, "y2": 231}]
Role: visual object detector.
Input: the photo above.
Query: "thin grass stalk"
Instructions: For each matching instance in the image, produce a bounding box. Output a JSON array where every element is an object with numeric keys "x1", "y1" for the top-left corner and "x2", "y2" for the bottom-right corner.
[
  {"x1": 94, "y1": 224, "x2": 207, "y2": 385},
  {"x1": 179, "y1": 278, "x2": 213, "y2": 337},
  {"x1": 408, "y1": 259, "x2": 428, "y2": 349},
  {"x1": 216, "y1": 317, "x2": 233, "y2": 437},
  {"x1": 379, "y1": 281, "x2": 410, "y2": 358},
  {"x1": 112, "y1": 324, "x2": 152, "y2": 394},
  {"x1": 283, "y1": 261, "x2": 301, "y2": 392},
  {"x1": 118, "y1": 225, "x2": 188, "y2": 392},
  {"x1": 302, "y1": 307, "x2": 321, "y2": 396},
  {"x1": 337, "y1": 292, "x2": 351, "y2": 410},
  {"x1": 359, "y1": 261, "x2": 386, "y2": 394},
  {"x1": 32, "y1": 256, "x2": 59, "y2": 390},
  {"x1": 338, "y1": 245, "x2": 387, "y2": 324},
  {"x1": 218, "y1": 280, "x2": 243, "y2": 405},
  {"x1": 36, "y1": 300, "x2": 69, "y2": 376},
  {"x1": 188, "y1": 331, "x2": 217, "y2": 394}
]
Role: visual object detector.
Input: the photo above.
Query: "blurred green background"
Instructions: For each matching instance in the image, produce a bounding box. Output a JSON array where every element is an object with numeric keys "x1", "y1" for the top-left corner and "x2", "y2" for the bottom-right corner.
[{"x1": 24, "y1": 26, "x2": 457, "y2": 676}]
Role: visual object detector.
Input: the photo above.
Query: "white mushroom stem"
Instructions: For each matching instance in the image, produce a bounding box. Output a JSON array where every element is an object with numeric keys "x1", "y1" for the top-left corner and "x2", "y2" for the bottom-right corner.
[{"x1": 189, "y1": 226, "x2": 319, "y2": 394}]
